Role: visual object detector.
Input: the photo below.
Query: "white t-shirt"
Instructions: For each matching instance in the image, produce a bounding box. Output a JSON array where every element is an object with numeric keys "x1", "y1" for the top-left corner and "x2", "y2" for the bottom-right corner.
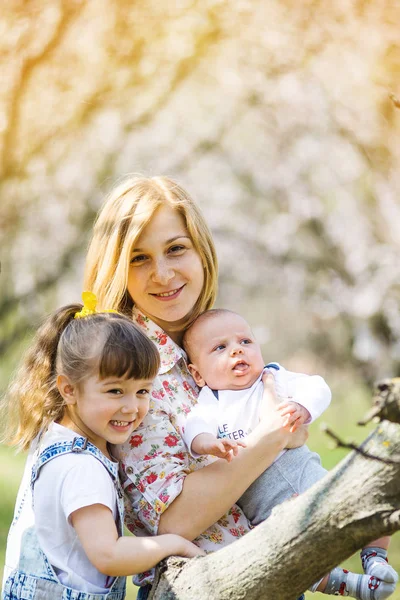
[
  {"x1": 182, "y1": 363, "x2": 331, "y2": 456},
  {"x1": 5, "y1": 423, "x2": 118, "y2": 594}
]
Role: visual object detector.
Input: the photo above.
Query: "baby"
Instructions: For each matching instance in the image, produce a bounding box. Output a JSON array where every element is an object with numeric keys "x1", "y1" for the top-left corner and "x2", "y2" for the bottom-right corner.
[
  {"x1": 182, "y1": 308, "x2": 331, "y2": 523},
  {"x1": 182, "y1": 308, "x2": 398, "y2": 600}
]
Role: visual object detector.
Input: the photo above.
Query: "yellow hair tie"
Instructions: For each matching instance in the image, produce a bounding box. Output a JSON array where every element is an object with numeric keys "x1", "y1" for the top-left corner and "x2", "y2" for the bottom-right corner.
[{"x1": 74, "y1": 291, "x2": 118, "y2": 319}]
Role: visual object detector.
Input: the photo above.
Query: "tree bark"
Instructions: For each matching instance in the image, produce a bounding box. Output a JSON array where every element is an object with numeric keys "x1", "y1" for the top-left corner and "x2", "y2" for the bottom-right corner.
[{"x1": 150, "y1": 383, "x2": 400, "y2": 600}]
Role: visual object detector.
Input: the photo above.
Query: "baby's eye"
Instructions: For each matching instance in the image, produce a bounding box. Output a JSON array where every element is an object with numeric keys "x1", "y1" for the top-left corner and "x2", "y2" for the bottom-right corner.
[
  {"x1": 240, "y1": 339, "x2": 252, "y2": 345},
  {"x1": 213, "y1": 344, "x2": 226, "y2": 351},
  {"x1": 130, "y1": 254, "x2": 147, "y2": 264}
]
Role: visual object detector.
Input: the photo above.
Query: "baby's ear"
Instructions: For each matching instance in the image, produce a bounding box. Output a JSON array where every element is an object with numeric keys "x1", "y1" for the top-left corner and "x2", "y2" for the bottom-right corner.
[
  {"x1": 57, "y1": 374, "x2": 78, "y2": 405},
  {"x1": 188, "y1": 363, "x2": 206, "y2": 388}
]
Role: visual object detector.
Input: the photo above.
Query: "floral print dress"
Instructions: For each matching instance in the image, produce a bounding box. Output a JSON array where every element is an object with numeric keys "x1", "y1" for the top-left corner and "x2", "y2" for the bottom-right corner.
[{"x1": 113, "y1": 310, "x2": 251, "y2": 584}]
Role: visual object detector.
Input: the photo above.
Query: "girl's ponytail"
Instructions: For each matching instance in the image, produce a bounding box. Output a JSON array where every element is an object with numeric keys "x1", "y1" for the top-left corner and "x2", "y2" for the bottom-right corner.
[{"x1": 1, "y1": 304, "x2": 81, "y2": 451}]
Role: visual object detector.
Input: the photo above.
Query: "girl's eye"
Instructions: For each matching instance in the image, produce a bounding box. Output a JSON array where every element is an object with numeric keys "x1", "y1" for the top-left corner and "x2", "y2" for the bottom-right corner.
[
  {"x1": 130, "y1": 254, "x2": 147, "y2": 264},
  {"x1": 137, "y1": 389, "x2": 150, "y2": 396},
  {"x1": 108, "y1": 388, "x2": 123, "y2": 395}
]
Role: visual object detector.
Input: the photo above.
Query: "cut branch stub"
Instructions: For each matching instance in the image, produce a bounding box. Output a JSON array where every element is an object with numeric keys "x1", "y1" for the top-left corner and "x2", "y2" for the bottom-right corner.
[{"x1": 358, "y1": 378, "x2": 400, "y2": 426}]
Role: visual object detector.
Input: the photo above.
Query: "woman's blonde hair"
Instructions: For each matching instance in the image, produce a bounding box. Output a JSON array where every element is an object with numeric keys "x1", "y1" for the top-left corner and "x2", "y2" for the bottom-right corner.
[
  {"x1": 84, "y1": 176, "x2": 218, "y2": 330},
  {"x1": 1, "y1": 305, "x2": 160, "y2": 451}
]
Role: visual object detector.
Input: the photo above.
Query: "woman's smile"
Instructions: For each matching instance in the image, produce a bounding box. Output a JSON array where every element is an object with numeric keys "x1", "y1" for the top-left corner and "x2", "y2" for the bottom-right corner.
[
  {"x1": 128, "y1": 205, "x2": 204, "y2": 338},
  {"x1": 150, "y1": 285, "x2": 185, "y2": 300}
]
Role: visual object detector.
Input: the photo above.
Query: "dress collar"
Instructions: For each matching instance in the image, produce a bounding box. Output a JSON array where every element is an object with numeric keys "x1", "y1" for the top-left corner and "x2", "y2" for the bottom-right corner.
[{"x1": 133, "y1": 309, "x2": 186, "y2": 374}]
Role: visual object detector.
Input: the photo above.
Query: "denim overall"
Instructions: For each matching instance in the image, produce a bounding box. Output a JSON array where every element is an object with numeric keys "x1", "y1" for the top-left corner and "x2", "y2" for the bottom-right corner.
[{"x1": 3, "y1": 435, "x2": 127, "y2": 600}]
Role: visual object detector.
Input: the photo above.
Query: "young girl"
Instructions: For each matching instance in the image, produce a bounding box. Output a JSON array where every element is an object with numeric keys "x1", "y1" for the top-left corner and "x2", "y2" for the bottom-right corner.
[{"x1": 2, "y1": 292, "x2": 203, "y2": 600}]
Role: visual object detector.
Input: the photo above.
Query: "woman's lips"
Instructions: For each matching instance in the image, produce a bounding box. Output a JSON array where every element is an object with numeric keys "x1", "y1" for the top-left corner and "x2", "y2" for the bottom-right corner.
[{"x1": 150, "y1": 285, "x2": 184, "y2": 301}]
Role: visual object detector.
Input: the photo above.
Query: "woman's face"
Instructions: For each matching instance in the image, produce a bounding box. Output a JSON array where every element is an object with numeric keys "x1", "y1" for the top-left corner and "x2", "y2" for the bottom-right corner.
[{"x1": 127, "y1": 204, "x2": 205, "y2": 337}]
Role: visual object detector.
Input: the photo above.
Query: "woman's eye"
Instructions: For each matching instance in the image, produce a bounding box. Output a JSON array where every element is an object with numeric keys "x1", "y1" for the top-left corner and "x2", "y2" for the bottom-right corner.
[
  {"x1": 130, "y1": 254, "x2": 147, "y2": 264},
  {"x1": 168, "y1": 245, "x2": 185, "y2": 254}
]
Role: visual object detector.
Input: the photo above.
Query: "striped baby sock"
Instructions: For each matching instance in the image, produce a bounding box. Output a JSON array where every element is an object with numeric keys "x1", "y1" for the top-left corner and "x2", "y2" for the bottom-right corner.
[
  {"x1": 322, "y1": 567, "x2": 396, "y2": 599},
  {"x1": 361, "y1": 547, "x2": 398, "y2": 584}
]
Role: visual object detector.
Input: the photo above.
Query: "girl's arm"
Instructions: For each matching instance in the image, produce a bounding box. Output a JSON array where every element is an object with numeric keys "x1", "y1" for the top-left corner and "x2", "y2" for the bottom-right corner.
[{"x1": 71, "y1": 504, "x2": 204, "y2": 577}]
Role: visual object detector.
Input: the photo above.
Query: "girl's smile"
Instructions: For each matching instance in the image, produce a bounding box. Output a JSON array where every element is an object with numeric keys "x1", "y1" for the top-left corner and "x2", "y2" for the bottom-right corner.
[{"x1": 58, "y1": 374, "x2": 154, "y2": 457}]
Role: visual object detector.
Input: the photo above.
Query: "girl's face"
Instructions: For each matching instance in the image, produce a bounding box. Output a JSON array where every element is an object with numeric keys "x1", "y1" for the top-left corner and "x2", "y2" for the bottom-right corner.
[
  {"x1": 127, "y1": 204, "x2": 204, "y2": 340},
  {"x1": 59, "y1": 373, "x2": 154, "y2": 457}
]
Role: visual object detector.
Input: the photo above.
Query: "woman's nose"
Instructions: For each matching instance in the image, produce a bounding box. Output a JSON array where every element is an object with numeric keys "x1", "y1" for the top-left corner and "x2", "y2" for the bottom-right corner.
[{"x1": 152, "y1": 258, "x2": 174, "y2": 285}]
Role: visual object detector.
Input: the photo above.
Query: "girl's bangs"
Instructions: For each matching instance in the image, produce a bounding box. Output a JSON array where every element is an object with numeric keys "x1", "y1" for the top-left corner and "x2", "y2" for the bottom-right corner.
[{"x1": 98, "y1": 322, "x2": 159, "y2": 381}]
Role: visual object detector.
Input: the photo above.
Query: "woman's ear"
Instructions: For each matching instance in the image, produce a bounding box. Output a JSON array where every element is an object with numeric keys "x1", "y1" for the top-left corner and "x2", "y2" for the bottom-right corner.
[
  {"x1": 57, "y1": 374, "x2": 77, "y2": 405},
  {"x1": 188, "y1": 363, "x2": 206, "y2": 388}
]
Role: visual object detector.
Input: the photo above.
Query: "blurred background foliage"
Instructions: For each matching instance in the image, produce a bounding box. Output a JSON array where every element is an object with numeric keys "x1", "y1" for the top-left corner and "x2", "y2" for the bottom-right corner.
[{"x1": 1, "y1": 1, "x2": 400, "y2": 598}]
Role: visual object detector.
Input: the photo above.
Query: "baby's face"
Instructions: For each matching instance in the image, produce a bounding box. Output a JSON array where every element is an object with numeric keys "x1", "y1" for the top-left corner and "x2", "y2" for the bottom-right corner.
[{"x1": 188, "y1": 312, "x2": 264, "y2": 390}]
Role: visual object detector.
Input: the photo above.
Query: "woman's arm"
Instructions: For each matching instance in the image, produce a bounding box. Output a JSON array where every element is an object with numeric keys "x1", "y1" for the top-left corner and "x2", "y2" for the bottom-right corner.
[
  {"x1": 158, "y1": 374, "x2": 293, "y2": 539},
  {"x1": 285, "y1": 423, "x2": 309, "y2": 447},
  {"x1": 71, "y1": 504, "x2": 204, "y2": 577}
]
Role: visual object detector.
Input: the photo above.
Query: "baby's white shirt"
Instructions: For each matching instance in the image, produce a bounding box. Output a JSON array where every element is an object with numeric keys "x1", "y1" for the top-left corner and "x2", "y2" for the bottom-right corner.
[{"x1": 182, "y1": 363, "x2": 331, "y2": 457}]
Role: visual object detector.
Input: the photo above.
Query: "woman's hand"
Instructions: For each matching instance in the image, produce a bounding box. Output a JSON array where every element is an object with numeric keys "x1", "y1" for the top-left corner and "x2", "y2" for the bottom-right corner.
[
  {"x1": 258, "y1": 372, "x2": 291, "y2": 436},
  {"x1": 285, "y1": 424, "x2": 309, "y2": 448},
  {"x1": 259, "y1": 372, "x2": 308, "y2": 448}
]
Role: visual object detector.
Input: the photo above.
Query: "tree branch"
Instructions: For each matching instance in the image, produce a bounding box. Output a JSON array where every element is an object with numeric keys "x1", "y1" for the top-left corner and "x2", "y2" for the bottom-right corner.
[
  {"x1": 150, "y1": 380, "x2": 400, "y2": 599},
  {"x1": 322, "y1": 424, "x2": 400, "y2": 465}
]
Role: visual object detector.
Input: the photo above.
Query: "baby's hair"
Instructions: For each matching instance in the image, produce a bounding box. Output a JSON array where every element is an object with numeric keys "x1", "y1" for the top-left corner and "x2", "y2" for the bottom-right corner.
[
  {"x1": 183, "y1": 308, "x2": 240, "y2": 362},
  {"x1": 1, "y1": 305, "x2": 160, "y2": 451},
  {"x1": 84, "y1": 175, "x2": 218, "y2": 330}
]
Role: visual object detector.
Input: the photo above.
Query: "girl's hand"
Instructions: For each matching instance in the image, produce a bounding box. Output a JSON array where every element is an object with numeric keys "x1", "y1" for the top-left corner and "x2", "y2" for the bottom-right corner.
[
  {"x1": 191, "y1": 432, "x2": 246, "y2": 462},
  {"x1": 172, "y1": 536, "x2": 206, "y2": 558},
  {"x1": 278, "y1": 401, "x2": 311, "y2": 432}
]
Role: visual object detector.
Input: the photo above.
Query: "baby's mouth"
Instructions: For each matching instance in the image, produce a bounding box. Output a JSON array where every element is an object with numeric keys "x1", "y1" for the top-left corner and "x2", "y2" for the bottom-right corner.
[{"x1": 232, "y1": 361, "x2": 249, "y2": 372}]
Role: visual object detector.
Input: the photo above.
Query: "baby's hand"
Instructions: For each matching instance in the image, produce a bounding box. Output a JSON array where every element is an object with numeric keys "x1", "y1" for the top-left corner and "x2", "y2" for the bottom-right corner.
[
  {"x1": 191, "y1": 433, "x2": 246, "y2": 462},
  {"x1": 277, "y1": 401, "x2": 311, "y2": 433}
]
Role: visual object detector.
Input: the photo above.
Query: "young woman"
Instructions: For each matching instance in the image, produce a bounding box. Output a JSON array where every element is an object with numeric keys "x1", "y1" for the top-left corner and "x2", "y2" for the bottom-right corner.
[{"x1": 83, "y1": 176, "x2": 308, "y2": 597}]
